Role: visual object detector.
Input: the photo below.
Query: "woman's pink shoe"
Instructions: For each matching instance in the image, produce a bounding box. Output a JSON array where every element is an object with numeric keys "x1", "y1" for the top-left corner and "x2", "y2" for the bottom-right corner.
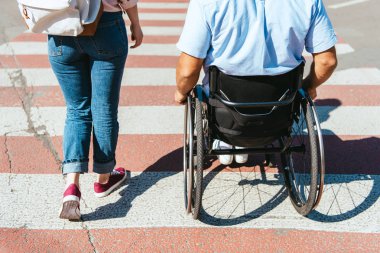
[
  {"x1": 94, "y1": 167, "x2": 127, "y2": 198},
  {"x1": 59, "y1": 184, "x2": 81, "y2": 221}
]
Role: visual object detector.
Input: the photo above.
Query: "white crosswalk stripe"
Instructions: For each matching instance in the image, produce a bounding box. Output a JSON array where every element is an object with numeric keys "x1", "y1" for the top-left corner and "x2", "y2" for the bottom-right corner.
[
  {"x1": 0, "y1": 173, "x2": 378, "y2": 232},
  {"x1": 0, "y1": 42, "x2": 355, "y2": 57},
  {"x1": 137, "y1": 13, "x2": 186, "y2": 20},
  {"x1": 2, "y1": 67, "x2": 380, "y2": 88},
  {"x1": 325, "y1": 68, "x2": 380, "y2": 85},
  {"x1": 2, "y1": 106, "x2": 380, "y2": 136},
  {"x1": 138, "y1": 3, "x2": 189, "y2": 8},
  {"x1": 136, "y1": 26, "x2": 183, "y2": 35}
]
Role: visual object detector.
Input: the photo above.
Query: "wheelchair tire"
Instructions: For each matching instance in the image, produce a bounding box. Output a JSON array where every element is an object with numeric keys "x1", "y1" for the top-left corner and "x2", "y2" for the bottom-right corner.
[
  {"x1": 192, "y1": 96, "x2": 205, "y2": 219},
  {"x1": 282, "y1": 94, "x2": 324, "y2": 216},
  {"x1": 183, "y1": 96, "x2": 195, "y2": 213}
]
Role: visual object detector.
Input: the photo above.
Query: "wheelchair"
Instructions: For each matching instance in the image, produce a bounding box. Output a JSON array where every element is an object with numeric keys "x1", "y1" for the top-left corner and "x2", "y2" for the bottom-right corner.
[{"x1": 183, "y1": 63, "x2": 325, "y2": 220}]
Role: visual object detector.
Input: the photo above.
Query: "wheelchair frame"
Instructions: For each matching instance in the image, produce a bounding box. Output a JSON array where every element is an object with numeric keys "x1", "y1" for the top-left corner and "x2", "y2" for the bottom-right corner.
[{"x1": 183, "y1": 72, "x2": 325, "y2": 220}]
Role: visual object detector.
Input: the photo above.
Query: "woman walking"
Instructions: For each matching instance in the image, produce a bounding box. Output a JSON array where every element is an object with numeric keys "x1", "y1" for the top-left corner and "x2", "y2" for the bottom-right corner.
[{"x1": 47, "y1": 0, "x2": 143, "y2": 220}]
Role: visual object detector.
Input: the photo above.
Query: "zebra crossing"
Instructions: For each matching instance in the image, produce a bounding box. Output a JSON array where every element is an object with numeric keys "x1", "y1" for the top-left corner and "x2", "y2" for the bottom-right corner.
[{"x1": 0, "y1": 0, "x2": 379, "y2": 252}]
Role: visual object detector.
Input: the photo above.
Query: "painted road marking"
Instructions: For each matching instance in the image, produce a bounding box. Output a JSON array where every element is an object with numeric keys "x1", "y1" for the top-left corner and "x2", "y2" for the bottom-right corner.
[
  {"x1": 0, "y1": 173, "x2": 378, "y2": 232},
  {"x1": 0, "y1": 55, "x2": 179, "y2": 68},
  {"x1": 2, "y1": 67, "x2": 380, "y2": 87},
  {"x1": 132, "y1": 26, "x2": 183, "y2": 35},
  {"x1": 137, "y1": 13, "x2": 186, "y2": 20},
  {"x1": 138, "y1": 2, "x2": 188, "y2": 8},
  {"x1": 0, "y1": 228, "x2": 378, "y2": 253},
  {"x1": 0, "y1": 40, "x2": 142, "y2": 55},
  {"x1": 303, "y1": 43, "x2": 355, "y2": 56},
  {"x1": 1, "y1": 134, "x2": 380, "y2": 174},
  {"x1": 0, "y1": 42, "x2": 354, "y2": 57},
  {"x1": 0, "y1": 68, "x2": 179, "y2": 87},
  {"x1": 0, "y1": 108, "x2": 29, "y2": 136},
  {"x1": 3, "y1": 85, "x2": 380, "y2": 107},
  {"x1": 3, "y1": 26, "x2": 184, "y2": 40},
  {"x1": 2, "y1": 106, "x2": 380, "y2": 136},
  {"x1": 325, "y1": 68, "x2": 380, "y2": 85},
  {"x1": 139, "y1": 8, "x2": 187, "y2": 13},
  {"x1": 0, "y1": 106, "x2": 184, "y2": 136},
  {"x1": 0, "y1": 42, "x2": 180, "y2": 56},
  {"x1": 329, "y1": 0, "x2": 371, "y2": 9}
]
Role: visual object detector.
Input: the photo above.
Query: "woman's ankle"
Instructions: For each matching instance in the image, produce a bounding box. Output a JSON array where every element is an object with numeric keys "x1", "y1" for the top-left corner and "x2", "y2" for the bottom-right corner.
[
  {"x1": 97, "y1": 173, "x2": 110, "y2": 184},
  {"x1": 65, "y1": 173, "x2": 80, "y2": 189}
]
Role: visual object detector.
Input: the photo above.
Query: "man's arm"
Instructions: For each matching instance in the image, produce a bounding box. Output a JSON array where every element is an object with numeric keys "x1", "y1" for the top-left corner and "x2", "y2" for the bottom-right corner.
[
  {"x1": 175, "y1": 52, "x2": 204, "y2": 104},
  {"x1": 303, "y1": 46, "x2": 338, "y2": 99}
]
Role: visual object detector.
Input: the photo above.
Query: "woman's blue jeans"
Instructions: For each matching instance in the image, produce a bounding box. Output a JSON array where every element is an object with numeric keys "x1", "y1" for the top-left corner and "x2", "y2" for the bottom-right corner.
[{"x1": 48, "y1": 12, "x2": 128, "y2": 175}]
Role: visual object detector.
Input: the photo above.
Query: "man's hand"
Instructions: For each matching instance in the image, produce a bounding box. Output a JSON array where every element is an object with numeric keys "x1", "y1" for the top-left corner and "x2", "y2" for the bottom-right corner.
[
  {"x1": 308, "y1": 87, "x2": 317, "y2": 100},
  {"x1": 303, "y1": 77, "x2": 318, "y2": 100},
  {"x1": 130, "y1": 23, "x2": 143, "y2": 48},
  {"x1": 174, "y1": 89, "x2": 187, "y2": 105}
]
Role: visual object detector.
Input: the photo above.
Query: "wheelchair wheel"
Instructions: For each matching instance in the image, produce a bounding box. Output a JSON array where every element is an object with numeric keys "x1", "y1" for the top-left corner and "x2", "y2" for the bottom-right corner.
[
  {"x1": 282, "y1": 92, "x2": 325, "y2": 216},
  {"x1": 183, "y1": 95, "x2": 205, "y2": 219}
]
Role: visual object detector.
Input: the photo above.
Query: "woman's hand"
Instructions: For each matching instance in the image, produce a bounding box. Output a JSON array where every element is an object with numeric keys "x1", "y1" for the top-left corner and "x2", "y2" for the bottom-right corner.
[
  {"x1": 126, "y1": 5, "x2": 143, "y2": 49},
  {"x1": 130, "y1": 22, "x2": 143, "y2": 48}
]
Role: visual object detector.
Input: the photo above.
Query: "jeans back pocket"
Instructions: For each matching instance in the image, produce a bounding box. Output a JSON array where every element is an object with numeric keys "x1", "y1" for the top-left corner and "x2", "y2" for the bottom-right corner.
[
  {"x1": 47, "y1": 35, "x2": 63, "y2": 57},
  {"x1": 90, "y1": 18, "x2": 128, "y2": 57}
]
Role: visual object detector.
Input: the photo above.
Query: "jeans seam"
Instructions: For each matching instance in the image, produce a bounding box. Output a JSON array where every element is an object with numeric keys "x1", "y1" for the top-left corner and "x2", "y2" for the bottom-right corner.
[
  {"x1": 116, "y1": 19, "x2": 128, "y2": 48},
  {"x1": 73, "y1": 37, "x2": 85, "y2": 54}
]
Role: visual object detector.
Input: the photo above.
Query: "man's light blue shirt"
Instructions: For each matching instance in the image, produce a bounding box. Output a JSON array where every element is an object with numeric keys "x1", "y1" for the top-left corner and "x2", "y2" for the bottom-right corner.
[{"x1": 177, "y1": 0, "x2": 337, "y2": 80}]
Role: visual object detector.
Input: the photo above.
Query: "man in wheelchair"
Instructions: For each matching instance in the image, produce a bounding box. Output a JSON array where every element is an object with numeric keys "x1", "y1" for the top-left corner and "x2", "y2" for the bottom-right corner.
[{"x1": 175, "y1": 0, "x2": 337, "y2": 165}]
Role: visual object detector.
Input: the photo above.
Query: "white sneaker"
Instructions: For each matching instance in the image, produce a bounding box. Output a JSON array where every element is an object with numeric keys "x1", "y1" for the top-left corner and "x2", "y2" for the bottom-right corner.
[
  {"x1": 212, "y1": 139, "x2": 233, "y2": 165},
  {"x1": 234, "y1": 146, "x2": 249, "y2": 164}
]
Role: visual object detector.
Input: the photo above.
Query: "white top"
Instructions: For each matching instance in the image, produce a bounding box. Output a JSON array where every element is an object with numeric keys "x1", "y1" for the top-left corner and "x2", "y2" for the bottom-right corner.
[{"x1": 102, "y1": 0, "x2": 138, "y2": 12}]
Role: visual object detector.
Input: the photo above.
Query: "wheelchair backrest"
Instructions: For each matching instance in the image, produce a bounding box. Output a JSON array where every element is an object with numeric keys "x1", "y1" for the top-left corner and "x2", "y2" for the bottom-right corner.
[{"x1": 207, "y1": 63, "x2": 304, "y2": 147}]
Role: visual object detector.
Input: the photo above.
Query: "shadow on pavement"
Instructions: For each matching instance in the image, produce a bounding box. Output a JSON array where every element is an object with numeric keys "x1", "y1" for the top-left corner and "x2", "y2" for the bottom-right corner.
[
  {"x1": 81, "y1": 148, "x2": 182, "y2": 221},
  {"x1": 199, "y1": 160, "x2": 288, "y2": 226},
  {"x1": 200, "y1": 98, "x2": 380, "y2": 225},
  {"x1": 307, "y1": 98, "x2": 380, "y2": 222},
  {"x1": 308, "y1": 174, "x2": 380, "y2": 222}
]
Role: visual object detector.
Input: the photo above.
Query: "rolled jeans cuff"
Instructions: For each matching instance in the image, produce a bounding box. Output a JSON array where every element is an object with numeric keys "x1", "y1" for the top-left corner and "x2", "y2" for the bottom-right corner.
[
  {"x1": 93, "y1": 160, "x2": 115, "y2": 174},
  {"x1": 62, "y1": 161, "x2": 89, "y2": 175}
]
